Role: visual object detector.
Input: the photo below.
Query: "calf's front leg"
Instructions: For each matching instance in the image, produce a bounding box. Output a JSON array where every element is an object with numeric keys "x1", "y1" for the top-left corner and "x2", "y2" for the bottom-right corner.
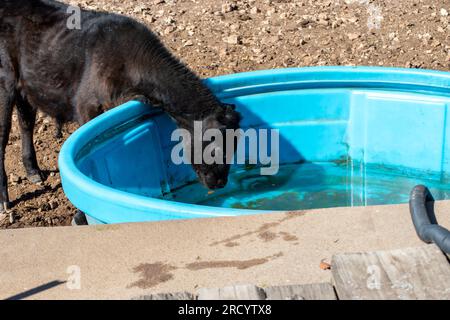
[{"x1": 16, "y1": 95, "x2": 43, "y2": 184}]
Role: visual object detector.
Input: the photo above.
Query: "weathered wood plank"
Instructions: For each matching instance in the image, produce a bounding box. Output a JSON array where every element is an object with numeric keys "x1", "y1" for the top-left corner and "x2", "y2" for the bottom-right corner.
[
  {"x1": 331, "y1": 244, "x2": 450, "y2": 300},
  {"x1": 264, "y1": 283, "x2": 336, "y2": 300},
  {"x1": 132, "y1": 292, "x2": 195, "y2": 300},
  {"x1": 197, "y1": 283, "x2": 336, "y2": 300},
  {"x1": 197, "y1": 285, "x2": 266, "y2": 300}
]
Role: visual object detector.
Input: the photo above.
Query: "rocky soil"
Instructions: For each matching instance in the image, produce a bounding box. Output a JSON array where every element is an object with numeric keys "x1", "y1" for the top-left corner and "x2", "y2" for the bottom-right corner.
[{"x1": 1, "y1": 0, "x2": 449, "y2": 228}]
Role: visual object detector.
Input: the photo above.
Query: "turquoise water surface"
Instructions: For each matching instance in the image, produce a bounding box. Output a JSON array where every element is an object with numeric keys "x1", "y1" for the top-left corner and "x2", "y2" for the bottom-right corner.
[{"x1": 165, "y1": 162, "x2": 450, "y2": 211}]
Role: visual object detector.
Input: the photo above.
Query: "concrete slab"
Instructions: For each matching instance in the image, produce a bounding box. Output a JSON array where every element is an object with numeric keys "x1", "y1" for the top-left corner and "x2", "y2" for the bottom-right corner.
[{"x1": 1, "y1": 201, "x2": 450, "y2": 300}]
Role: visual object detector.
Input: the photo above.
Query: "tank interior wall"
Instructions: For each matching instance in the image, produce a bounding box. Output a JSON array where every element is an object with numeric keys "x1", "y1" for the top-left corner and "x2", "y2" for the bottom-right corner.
[{"x1": 77, "y1": 89, "x2": 450, "y2": 198}]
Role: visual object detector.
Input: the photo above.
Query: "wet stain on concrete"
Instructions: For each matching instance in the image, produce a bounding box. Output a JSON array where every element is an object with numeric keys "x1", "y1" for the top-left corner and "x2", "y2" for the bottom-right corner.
[
  {"x1": 212, "y1": 231, "x2": 254, "y2": 245},
  {"x1": 258, "y1": 231, "x2": 278, "y2": 242},
  {"x1": 225, "y1": 242, "x2": 240, "y2": 247},
  {"x1": 279, "y1": 231, "x2": 299, "y2": 242},
  {"x1": 185, "y1": 252, "x2": 283, "y2": 271},
  {"x1": 259, "y1": 222, "x2": 280, "y2": 231},
  {"x1": 129, "y1": 262, "x2": 177, "y2": 289},
  {"x1": 210, "y1": 211, "x2": 304, "y2": 246},
  {"x1": 126, "y1": 213, "x2": 304, "y2": 289}
]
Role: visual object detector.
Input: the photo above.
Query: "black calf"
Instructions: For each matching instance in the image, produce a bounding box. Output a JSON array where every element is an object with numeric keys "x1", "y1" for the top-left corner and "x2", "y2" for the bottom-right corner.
[{"x1": 0, "y1": 0, "x2": 240, "y2": 213}]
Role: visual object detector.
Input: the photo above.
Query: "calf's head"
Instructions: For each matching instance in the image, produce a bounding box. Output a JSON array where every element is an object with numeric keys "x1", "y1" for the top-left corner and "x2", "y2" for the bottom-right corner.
[{"x1": 177, "y1": 104, "x2": 241, "y2": 189}]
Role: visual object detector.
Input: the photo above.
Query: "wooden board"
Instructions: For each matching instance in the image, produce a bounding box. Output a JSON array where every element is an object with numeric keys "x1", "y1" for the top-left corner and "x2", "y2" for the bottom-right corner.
[
  {"x1": 331, "y1": 244, "x2": 450, "y2": 300},
  {"x1": 264, "y1": 283, "x2": 336, "y2": 300},
  {"x1": 132, "y1": 292, "x2": 195, "y2": 300},
  {"x1": 197, "y1": 285, "x2": 266, "y2": 300},
  {"x1": 197, "y1": 283, "x2": 336, "y2": 300}
]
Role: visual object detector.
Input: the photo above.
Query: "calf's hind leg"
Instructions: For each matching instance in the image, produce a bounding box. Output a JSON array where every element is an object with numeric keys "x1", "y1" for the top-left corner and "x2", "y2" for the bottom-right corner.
[
  {"x1": 0, "y1": 72, "x2": 15, "y2": 213},
  {"x1": 16, "y1": 96, "x2": 43, "y2": 184}
]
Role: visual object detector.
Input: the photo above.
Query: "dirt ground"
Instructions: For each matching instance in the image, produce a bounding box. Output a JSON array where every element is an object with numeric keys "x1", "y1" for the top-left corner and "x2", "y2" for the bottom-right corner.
[{"x1": 1, "y1": 0, "x2": 449, "y2": 229}]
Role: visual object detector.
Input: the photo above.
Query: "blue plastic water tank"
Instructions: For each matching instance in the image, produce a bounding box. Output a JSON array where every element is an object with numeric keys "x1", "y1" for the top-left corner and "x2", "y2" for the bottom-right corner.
[{"x1": 59, "y1": 66, "x2": 450, "y2": 224}]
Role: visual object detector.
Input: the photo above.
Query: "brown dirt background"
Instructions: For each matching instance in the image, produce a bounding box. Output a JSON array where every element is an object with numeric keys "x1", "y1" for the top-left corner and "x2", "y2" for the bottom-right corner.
[{"x1": 1, "y1": 0, "x2": 449, "y2": 229}]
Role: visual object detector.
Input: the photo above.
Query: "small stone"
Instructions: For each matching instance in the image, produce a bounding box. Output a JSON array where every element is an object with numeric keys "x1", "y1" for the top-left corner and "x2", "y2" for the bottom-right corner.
[
  {"x1": 133, "y1": 5, "x2": 150, "y2": 13},
  {"x1": 318, "y1": 13, "x2": 329, "y2": 21},
  {"x1": 223, "y1": 35, "x2": 241, "y2": 45},
  {"x1": 222, "y1": 2, "x2": 237, "y2": 14},
  {"x1": 440, "y1": 8, "x2": 448, "y2": 17},
  {"x1": 266, "y1": 8, "x2": 276, "y2": 17},
  {"x1": 183, "y1": 40, "x2": 193, "y2": 47},
  {"x1": 303, "y1": 55, "x2": 313, "y2": 65},
  {"x1": 279, "y1": 12, "x2": 289, "y2": 20},
  {"x1": 319, "y1": 260, "x2": 331, "y2": 270},
  {"x1": 230, "y1": 24, "x2": 239, "y2": 31},
  {"x1": 421, "y1": 33, "x2": 433, "y2": 44},
  {"x1": 317, "y1": 19, "x2": 329, "y2": 26},
  {"x1": 299, "y1": 19, "x2": 312, "y2": 27},
  {"x1": 431, "y1": 40, "x2": 441, "y2": 48},
  {"x1": 238, "y1": 13, "x2": 250, "y2": 21},
  {"x1": 263, "y1": 35, "x2": 280, "y2": 44},
  {"x1": 388, "y1": 32, "x2": 397, "y2": 40},
  {"x1": 164, "y1": 26, "x2": 175, "y2": 34},
  {"x1": 49, "y1": 200, "x2": 59, "y2": 210},
  {"x1": 250, "y1": 7, "x2": 260, "y2": 15},
  {"x1": 219, "y1": 48, "x2": 229, "y2": 57},
  {"x1": 164, "y1": 17, "x2": 175, "y2": 25},
  {"x1": 347, "y1": 33, "x2": 360, "y2": 40},
  {"x1": 9, "y1": 173, "x2": 20, "y2": 184},
  {"x1": 37, "y1": 124, "x2": 47, "y2": 134}
]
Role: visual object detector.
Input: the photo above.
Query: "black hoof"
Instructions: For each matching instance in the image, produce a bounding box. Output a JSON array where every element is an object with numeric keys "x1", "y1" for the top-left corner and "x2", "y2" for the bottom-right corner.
[{"x1": 72, "y1": 210, "x2": 88, "y2": 226}]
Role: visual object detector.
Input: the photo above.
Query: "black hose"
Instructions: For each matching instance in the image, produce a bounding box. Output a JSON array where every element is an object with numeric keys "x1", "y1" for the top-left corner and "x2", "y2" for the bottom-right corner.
[{"x1": 409, "y1": 185, "x2": 450, "y2": 253}]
